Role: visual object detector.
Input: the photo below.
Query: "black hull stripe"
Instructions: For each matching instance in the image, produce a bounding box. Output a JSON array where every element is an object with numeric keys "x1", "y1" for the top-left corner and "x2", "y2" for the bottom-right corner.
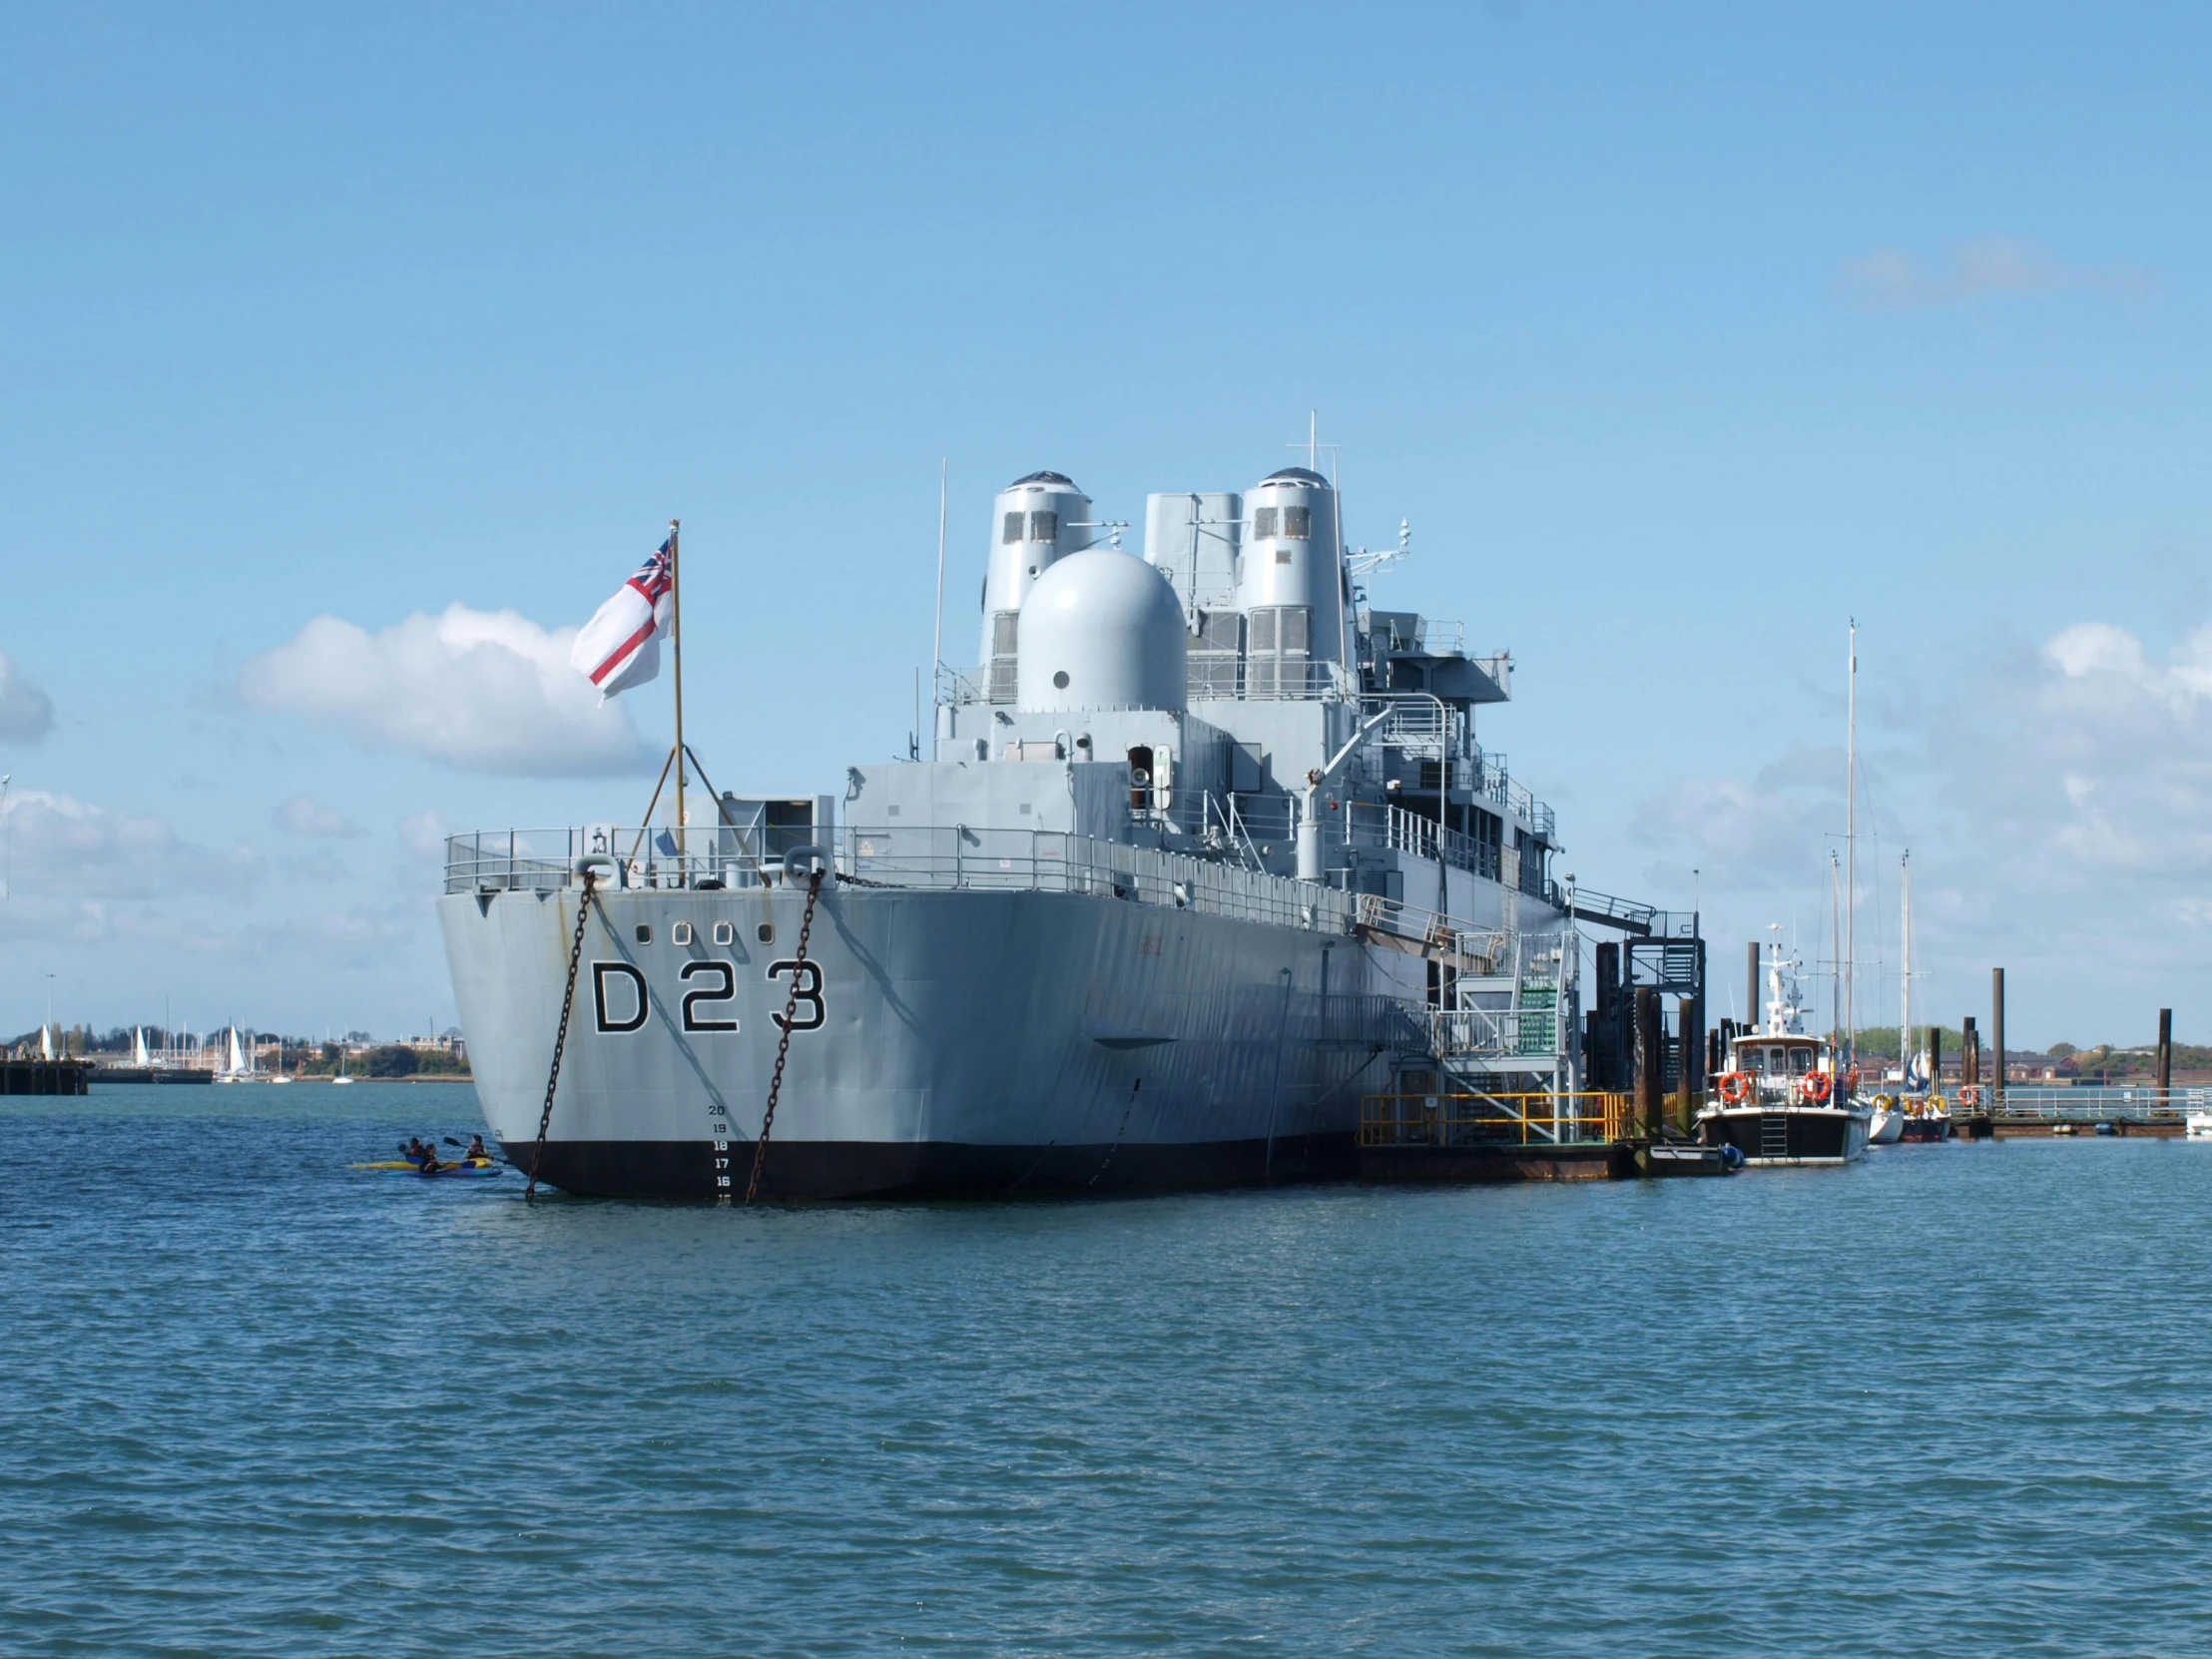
[{"x1": 502, "y1": 1133, "x2": 1357, "y2": 1200}]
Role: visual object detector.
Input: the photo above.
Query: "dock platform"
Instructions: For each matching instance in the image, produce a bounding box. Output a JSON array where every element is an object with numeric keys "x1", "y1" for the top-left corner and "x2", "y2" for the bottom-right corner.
[{"x1": 2, "y1": 1059, "x2": 89, "y2": 1095}]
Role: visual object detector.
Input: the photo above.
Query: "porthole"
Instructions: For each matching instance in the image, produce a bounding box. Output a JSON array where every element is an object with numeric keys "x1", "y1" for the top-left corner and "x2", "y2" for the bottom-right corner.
[
  {"x1": 635, "y1": 923, "x2": 653, "y2": 944},
  {"x1": 1053, "y1": 670, "x2": 1070, "y2": 690},
  {"x1": 757, "y1": 922, "x2": 776, "y2": 944},
  {"x1": 672, "y1": 921, "x2": 694, "y2": 946},
  {"x1": 712, "y1": 920, "x2": 735, "y2": 946}
]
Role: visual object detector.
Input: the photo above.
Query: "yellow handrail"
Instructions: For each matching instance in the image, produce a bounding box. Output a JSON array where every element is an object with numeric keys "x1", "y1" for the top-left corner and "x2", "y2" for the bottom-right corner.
[{"x1": 1358, "y1": 1091, "x2": 1634, "y2": 1147}]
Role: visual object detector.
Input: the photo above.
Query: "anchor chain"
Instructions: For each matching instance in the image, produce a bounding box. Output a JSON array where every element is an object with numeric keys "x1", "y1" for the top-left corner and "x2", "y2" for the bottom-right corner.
[
  {"x1": 746, "y1": 866, "x2": 826, "y2": 1205},
  {"x1": 525, "y1": 866, "x2": 599, "y2": 1202}
]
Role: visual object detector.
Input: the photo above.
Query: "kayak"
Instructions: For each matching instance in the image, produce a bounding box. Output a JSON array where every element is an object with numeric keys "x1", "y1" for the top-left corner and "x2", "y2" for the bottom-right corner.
[{"x1": 349, "y1": 1157, "x2": 503, "y2": 1177}]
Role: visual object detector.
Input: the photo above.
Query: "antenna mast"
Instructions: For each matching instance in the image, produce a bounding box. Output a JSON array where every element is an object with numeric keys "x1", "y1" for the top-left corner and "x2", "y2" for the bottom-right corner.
[{"x1": 929, "y1": 458, "x2": 947, "y2": 760}]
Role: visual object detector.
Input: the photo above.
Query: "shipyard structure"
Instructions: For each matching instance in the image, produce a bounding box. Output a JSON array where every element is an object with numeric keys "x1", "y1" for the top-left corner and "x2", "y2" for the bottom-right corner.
[{"x1": 442, "y1": 460, "x2": 1697, "y2": 1198}]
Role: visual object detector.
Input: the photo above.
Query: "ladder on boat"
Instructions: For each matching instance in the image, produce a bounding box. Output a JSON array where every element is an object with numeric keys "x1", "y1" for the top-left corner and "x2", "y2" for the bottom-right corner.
[{"x1": 1759, "y1": 1113, "x2": 1790, "y2": 1159}]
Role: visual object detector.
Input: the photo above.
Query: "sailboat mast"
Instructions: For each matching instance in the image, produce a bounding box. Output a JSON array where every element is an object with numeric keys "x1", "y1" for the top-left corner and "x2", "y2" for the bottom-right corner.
[
  {"x1": 1845, "y1": 619, "x2": 1858, "y2": 1062},
  {"x1": 1901, "y1": 847, "x2": 1913, "y2": 1077},
  {"x1": 1830, "y1": 850, "x2": 1842, "y2": 1046}
]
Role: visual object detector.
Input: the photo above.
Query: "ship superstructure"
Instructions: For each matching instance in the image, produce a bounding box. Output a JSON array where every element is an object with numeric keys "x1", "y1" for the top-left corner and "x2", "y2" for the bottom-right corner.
[{"x1": 440, "y1": 453, "x2": 1590, "y2": 1198}]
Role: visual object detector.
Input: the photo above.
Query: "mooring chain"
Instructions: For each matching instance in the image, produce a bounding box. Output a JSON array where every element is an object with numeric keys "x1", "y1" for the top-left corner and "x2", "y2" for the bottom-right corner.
[
  {"x1": 746, "y1": 866, "x2": 826, "y2": 1205},
  {"x1": 525, "y1": 867, "x2": 599, "y2": 1202}
]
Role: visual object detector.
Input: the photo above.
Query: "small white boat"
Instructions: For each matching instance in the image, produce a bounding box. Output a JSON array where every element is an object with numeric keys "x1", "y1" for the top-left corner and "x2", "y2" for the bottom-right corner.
[
  {"x1": 2187, "y1": 1110, "x2": 2212, "y2": 1139},
  {"x1": 1869, "y1": 1099, "x2": 1904, "y2": 1145}
]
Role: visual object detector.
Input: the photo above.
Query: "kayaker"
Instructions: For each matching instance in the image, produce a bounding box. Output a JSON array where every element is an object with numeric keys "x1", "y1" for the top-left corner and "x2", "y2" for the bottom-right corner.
[
  {"x1": 464, "y1": 1134, "x2": 491, "y2": 1164},
  {"x1": 403, "y1": 1138, "x2": 429, "y2": 1166}
]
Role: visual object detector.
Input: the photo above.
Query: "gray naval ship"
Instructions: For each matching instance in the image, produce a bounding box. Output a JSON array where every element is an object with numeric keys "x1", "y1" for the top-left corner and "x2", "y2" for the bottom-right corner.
[{"x1": 441, "y1": 457, "x2": 1588, "y2": 1198}]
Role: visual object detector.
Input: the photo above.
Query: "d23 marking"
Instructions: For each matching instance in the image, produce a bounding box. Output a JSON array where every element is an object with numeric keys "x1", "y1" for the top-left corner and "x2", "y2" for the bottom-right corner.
[
  {"x1": 591, "y1": 961, "x2": 648, "y2": 1033},
  {"x1": 768, "y1": 960, "x2": 826, "y2": 1031}
]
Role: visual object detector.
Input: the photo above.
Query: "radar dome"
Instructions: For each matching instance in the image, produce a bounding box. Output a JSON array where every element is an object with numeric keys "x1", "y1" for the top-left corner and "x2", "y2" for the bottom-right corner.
[{"x1": 1016, "y1": 550, "x2": 1188, "y2": 713}]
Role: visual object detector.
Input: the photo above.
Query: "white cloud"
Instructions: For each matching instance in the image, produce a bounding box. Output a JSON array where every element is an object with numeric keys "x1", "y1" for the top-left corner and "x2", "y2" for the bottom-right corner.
[
  {"x1": 238, "y1": 605, "x2": 655, "y2": 776},
  {"x1": 1633, "y1": 743, "x2": 1844, "y2": 891},
  {"x1": 1952, "y1": 621, "x2": 2212, "y2": 880},
  {"x1": 1843, "y1": 237, "x2": 2156, "y2": 309},
  {"x1": 0, "y1": 789, "x2": 264, "y2": 900},
  {"x1": 0, "y1": 653, "x2": 55, "y2": 744},
  {"x1": 398, "y1": 809, "x2": 453, "y2": 861},
  {"x1": 274, "y1": 795, "x2": 358, "y2": 837}
]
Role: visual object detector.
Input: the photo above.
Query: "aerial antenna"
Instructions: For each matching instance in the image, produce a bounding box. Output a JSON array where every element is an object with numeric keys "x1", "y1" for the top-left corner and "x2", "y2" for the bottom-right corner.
[{"x1": 929, "y1": 458, "x2": 946, "y2": 760}]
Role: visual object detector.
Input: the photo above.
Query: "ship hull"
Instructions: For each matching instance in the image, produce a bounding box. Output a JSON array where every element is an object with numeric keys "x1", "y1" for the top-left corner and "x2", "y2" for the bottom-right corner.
[
  {"x1": 443, "y1": 882, "x2": 1422, "y2": 1200},
  {"x1": 1696, "y1": 1103, "x2": 1873, "y2": 1166}
]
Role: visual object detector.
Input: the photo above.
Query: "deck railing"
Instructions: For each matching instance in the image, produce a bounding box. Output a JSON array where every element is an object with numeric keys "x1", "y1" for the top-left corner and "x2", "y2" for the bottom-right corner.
[
  {"x1": 446, "y1": 826, "x2": 1361, "y2": 938},
  {"x1": 1360, "y1": 1091, "x2": 1628, "y2": 1148}
]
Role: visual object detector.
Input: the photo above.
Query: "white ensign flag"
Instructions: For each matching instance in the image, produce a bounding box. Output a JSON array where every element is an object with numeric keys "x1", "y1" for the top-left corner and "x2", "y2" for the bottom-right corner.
[{"x1": 569, "y1": 536, "x2": 673, "y2": 700}]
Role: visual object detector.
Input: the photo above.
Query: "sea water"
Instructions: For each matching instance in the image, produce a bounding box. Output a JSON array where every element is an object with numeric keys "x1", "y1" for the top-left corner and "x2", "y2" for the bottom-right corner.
[{"x1": 3, "y1": 1082, "x2": 2209, "y2": 1657}]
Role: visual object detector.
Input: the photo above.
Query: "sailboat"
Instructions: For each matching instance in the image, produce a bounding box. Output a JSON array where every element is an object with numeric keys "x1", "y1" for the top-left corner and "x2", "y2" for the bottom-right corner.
[
  {"x1": 1894, "y1": 850, "x2": 1952, "y2": 1141},
  {"x1": 270, "y1": 1032, "x2": 292, "y2": 1083},
  {"x1": 1869, "y1": 852, "x2": 1907, "y2": 1145}
]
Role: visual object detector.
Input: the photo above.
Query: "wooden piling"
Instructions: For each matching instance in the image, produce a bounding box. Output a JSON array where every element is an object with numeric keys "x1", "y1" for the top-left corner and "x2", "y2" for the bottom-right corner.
[
  {"x1": 2157, "y1": 1007, "x2": 2173, "y2": 1106},
  {"x1": 1676, "y1": 995, "x2": 1698, "y2": 1133},
  {"x1": 1931, "y1": 1024, "x2": 1942, "y2": 1091},
  {"x1": 1633, "y1": 985, "x2": 1661, "y2": 1138},
  {"x1": 1963, "y1": 1016, "x2": 1979, "y2": 1087},
  {"x1": 1992, "y1": 967, "x2": 2006, "y2": 1108}
]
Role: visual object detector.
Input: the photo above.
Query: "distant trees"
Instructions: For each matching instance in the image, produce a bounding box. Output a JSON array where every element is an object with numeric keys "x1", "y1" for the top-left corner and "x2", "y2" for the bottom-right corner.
[{"x1": 364, "y1": 1045, "x2": 418, "y2": 1078}]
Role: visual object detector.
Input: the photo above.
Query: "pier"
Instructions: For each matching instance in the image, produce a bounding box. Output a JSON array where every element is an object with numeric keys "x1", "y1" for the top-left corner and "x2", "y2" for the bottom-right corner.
[{"x1": 2, "y1": 1059, "x2": 89, "y2": 1095}]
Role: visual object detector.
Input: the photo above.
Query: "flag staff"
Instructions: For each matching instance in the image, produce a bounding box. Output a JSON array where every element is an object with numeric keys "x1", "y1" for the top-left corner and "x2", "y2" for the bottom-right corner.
[{"x1": 669, "y1": 518, "x2": 686, "y2": 861}]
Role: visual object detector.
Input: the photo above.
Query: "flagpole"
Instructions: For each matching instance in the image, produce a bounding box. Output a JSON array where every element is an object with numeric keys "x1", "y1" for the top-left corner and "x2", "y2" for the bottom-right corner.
[{"x1": 669, "y1": 518, "x2": 686, "y2": 867}]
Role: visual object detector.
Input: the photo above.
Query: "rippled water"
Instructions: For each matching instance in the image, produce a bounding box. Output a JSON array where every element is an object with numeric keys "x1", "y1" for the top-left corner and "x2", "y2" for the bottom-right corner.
[{"x1": 4, "y1": 1082, "x2": 2210, "y2": 1656}]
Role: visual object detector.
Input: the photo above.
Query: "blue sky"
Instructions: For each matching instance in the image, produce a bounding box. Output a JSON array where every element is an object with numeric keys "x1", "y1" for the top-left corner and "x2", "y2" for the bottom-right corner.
[{"x1": 4, "y1": 3, "x2": 2209, "y2": 1046}]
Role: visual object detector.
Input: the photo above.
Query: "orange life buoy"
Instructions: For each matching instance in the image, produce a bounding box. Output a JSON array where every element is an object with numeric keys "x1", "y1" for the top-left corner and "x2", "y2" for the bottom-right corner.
[
  {"x1": 1957, "y1": 1084, "x2": 1981, "y2": 1108},
  {"x1": 1800, "y1": 1070, "x2": 1833, "y2": 1104},
  {"x1": 1718, "y1": 1071, "x2": 1751, "y2": 1104}
]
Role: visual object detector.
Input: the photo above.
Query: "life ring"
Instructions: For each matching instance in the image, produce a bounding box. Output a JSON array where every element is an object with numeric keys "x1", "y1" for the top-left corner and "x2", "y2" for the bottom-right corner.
[
  {"x1": 1957, "y1": 1084, "x2": 1981, "y2": 1108},
  {"x1": 1717, "y1": 1071, "x2": 1751, "y2": 1105},
  {"x1": 1800, "y1": 1070, "x2": 1833, "y2": 1104}
]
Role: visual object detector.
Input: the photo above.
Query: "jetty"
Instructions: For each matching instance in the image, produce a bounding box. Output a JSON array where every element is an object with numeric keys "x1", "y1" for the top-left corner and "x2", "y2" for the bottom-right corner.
[{"x1": 1, "y1": 1058, "x2": 89, "y2": 1095}]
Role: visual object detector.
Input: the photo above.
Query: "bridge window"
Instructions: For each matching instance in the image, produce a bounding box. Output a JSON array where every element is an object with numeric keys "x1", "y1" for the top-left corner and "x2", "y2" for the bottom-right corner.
[
  {"x1": 1002, "y1": 511, "x2": 1022, "y2": 544},
  {"x1": 1283, "y1": 504, "x2": 1311, "y2": 539},
  {"x1": 1029, "y1": 510, "x2": 1057, "y2": 542},
  {"x1": 1253, "y1": 506, "x2": 1278, "y2": 539}
]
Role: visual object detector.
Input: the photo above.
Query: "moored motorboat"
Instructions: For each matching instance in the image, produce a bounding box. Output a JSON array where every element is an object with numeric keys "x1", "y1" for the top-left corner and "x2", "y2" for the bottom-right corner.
[{"x1": 1697, "y1": 939, "x2": 1873, "y2": 1166}]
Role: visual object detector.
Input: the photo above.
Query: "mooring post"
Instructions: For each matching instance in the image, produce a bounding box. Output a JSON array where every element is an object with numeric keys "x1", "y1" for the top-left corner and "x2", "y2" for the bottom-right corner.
[
  {"x1": 1992, "y1": 967, "x2": 2006, "y2": 1109},
  {"x1": 2157, "y1": 1007, "x2": 2173, "y2": 1106},
  {"x1": 1676, "y1": 995, "x2": 1698, "y2": 1133},
  {"x1": 1931, "y1": 1024, "x2": 1943, "y2": 1094},
  {"x1": 1963, "y1": 1016, "x2": 1979, "y2": 1088},
  {"x1": 1633, "y1": 985, "x2": 1661, "y2": 1138}
]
